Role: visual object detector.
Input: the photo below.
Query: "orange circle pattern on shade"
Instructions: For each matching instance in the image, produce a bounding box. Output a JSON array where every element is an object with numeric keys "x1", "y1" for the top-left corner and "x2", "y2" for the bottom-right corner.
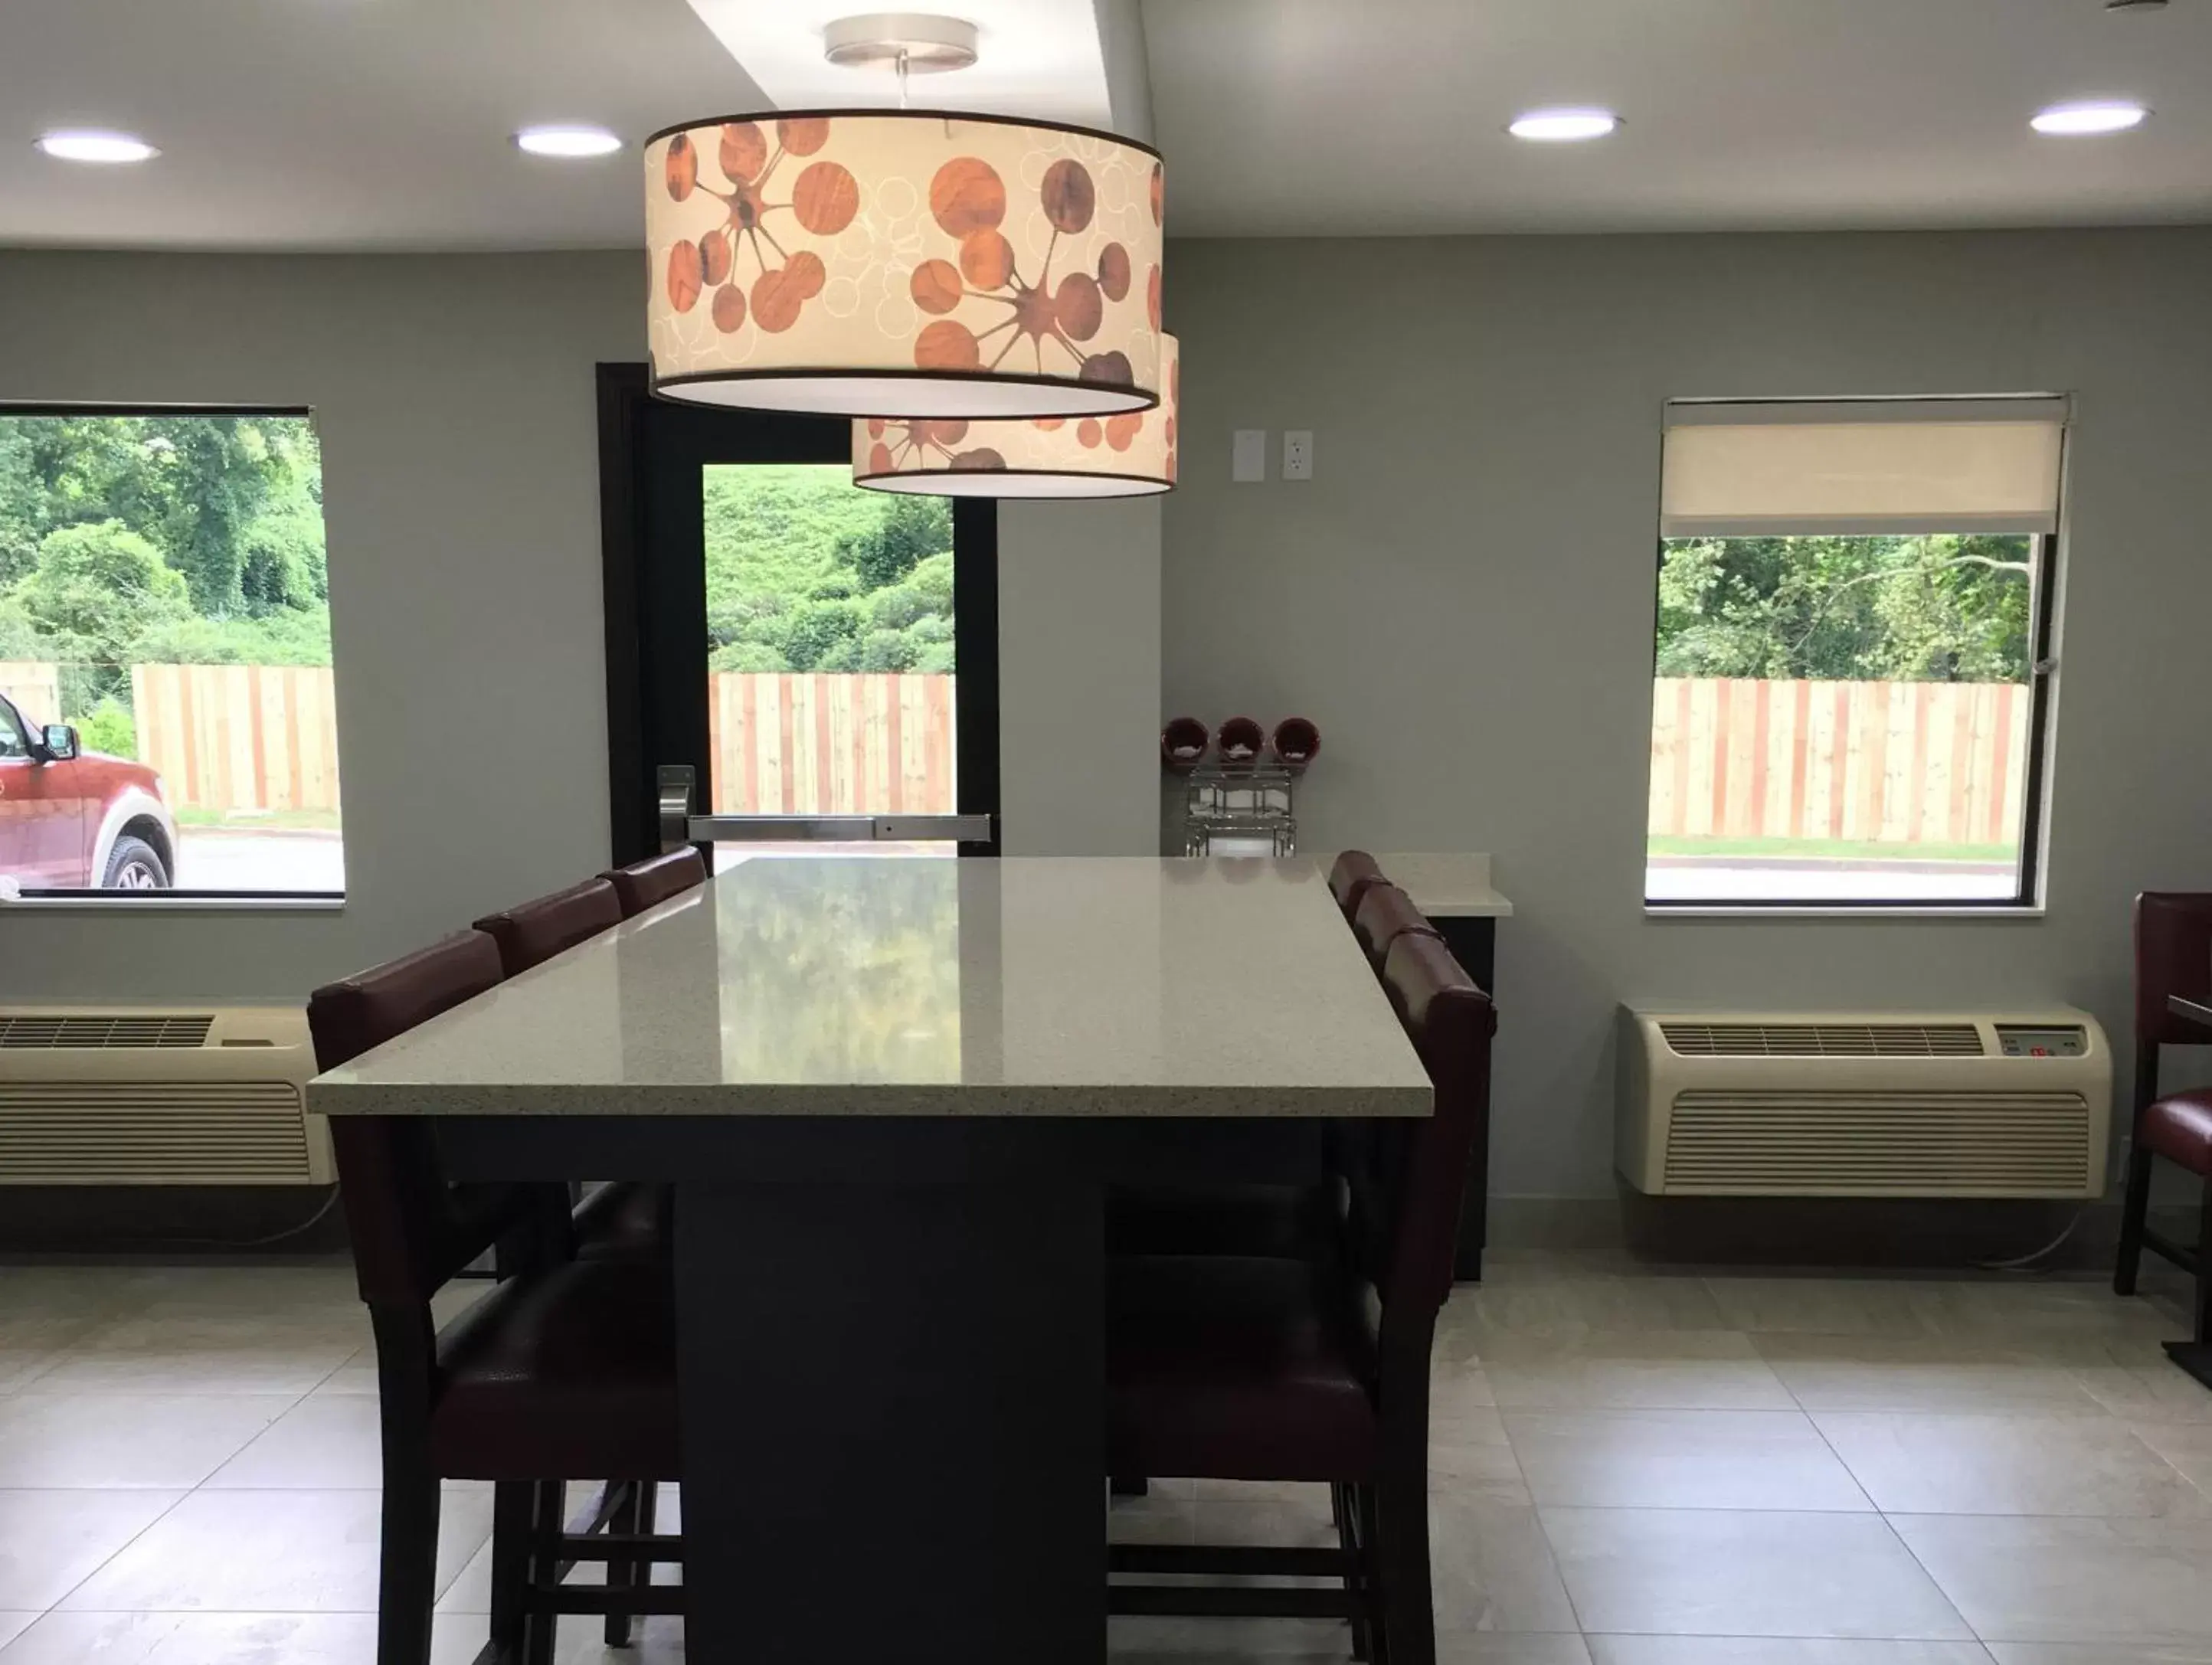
[
  {"x1": 646, "y1": 113, "x2": 1164, "y2": 416},
  {"x1": 850, "y1": 335, "x2": 1180, "y2": 499}
]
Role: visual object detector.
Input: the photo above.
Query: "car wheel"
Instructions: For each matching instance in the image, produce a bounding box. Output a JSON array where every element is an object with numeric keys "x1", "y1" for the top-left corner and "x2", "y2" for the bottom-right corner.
[{"x1": 103, "y1": 835, "x2": 171, "y2": 891}]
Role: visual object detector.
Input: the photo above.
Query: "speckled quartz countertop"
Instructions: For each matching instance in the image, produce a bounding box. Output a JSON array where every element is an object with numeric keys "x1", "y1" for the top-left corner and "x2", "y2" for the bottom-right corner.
[{"x1": 309, "y1": 856, "x2": 1432, "y2": 1120}]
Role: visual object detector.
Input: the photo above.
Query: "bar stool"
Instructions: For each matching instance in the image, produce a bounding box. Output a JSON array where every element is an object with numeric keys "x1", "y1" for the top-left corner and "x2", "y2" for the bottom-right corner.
[
  {"x1": 1105, "y1": 932, "x2": 1496, "y2": 1665},
  {"x1": 310, "y1": 934, "x2": 680, "y2": 1665},
  {"x1": 2115, "y1": 892, "x2": 2212, "y2": 1342}
]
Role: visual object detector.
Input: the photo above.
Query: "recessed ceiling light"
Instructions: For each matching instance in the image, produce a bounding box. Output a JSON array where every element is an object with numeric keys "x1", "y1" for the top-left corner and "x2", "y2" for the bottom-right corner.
[
  {"x1": 2030, "y1": 100, "x2": 2149, "y2": 135},
  {"x1": 1507, "y1": 108, "x2": 1621, "y2": 142},
  {"x1": 515, "y1": 125, "x2": 623, "y2": 159},
  {"x1": 35, "y1": 129, "x2": 159, "y2": 164}
]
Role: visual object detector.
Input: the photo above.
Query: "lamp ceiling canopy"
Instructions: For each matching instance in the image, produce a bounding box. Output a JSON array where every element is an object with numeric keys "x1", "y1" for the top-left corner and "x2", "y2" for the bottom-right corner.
[
  {"x1": 853, "y1": 332, "x2": 1179, "y2": 496},
  {"x1": 644, "y1": 109, "x2": 1165, "y2": 419}
]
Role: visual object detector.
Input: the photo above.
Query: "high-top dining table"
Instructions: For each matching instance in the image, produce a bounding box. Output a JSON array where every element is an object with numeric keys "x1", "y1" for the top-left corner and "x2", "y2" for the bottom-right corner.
[{"x1": 309, "y1": 855, "x2": 1433, "y2": 1665}]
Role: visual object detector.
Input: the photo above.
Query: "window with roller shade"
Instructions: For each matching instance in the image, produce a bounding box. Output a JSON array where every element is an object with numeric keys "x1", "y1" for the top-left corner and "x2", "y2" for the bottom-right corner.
[{"x1": 1646, "y1": 397, "x2": 2066, "y2": 909}]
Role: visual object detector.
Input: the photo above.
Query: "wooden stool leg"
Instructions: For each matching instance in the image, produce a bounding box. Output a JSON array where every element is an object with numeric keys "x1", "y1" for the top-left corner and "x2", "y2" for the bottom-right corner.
[
  {"x1": 375, "y1": 1464, "x2": 439, "y2": 1665},
  {"x1": 1333, "y1": 1480, "x2": 1370, "y2": 1662},
  {"x1": 489, "y1": 1481, "x2": 537, "y2": 1660}
]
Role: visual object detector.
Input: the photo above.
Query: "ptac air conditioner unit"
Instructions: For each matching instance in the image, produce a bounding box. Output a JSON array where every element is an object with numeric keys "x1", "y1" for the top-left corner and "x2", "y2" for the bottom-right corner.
[
  {"x1": 1618, "y1": 1009, "x2": 2110, "y2": 1198},
  {"x1": 0, "y1": 1006, "x2": 329, "y2": 1185}
]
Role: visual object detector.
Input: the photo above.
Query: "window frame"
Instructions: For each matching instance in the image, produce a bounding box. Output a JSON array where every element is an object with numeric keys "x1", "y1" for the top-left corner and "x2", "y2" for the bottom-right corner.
[
  {"x1": 0, "y1": 400, "x2": 344, "y2": 905},
  {"x1": 1642, "y1": 525, "x2": 2063, "y2": 915}
]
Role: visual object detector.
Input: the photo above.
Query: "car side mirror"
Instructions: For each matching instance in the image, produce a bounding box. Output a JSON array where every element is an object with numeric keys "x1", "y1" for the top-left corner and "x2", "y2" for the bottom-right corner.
[{"x1": 39, "y1": 725, "x2": 77, "y2": 762}]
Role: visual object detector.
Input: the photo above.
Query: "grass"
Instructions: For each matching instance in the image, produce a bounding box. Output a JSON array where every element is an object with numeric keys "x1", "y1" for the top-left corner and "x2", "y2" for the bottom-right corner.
[
  {"x1": 174, "y1": 806, "x2": 342, "y2": 833},
  {"x1": 1648, "y1": 834, "x2": 2015, "y2": 864}
]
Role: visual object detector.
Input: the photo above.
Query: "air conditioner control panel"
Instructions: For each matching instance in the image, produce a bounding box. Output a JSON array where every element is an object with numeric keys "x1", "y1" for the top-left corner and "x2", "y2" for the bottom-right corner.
[{"x1": 1994, "y1": 1025, "x2": 2087, "y2": 1058}]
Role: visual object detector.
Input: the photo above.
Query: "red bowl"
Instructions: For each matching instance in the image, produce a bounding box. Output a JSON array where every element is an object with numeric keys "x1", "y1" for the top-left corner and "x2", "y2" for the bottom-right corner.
[
  {"x1": 1216, "y1": 716, "x2": 1265, "y2": 771},
  {"x1": 1272, "y1": 717, "x2": 1320, "y2": 774},
  {"x1": 1160, "y1": 717, "x2": 1210, "y2": 774}
]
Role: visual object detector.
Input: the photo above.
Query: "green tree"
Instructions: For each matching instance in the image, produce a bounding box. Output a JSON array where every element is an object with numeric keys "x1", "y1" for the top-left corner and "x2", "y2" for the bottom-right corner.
[
  {"x1": 17, "y1": 520, "x2": 189, "y2": 663},
  {"x1": 1655, "y1": 534, "x2": 2031, "y2": 683},
  {"x1": 839, "y1": 494, "x2": 950, "y2": 590}
]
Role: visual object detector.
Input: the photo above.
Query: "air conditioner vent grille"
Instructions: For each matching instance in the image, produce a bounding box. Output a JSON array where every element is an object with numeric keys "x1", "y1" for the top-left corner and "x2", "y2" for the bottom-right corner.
[
  {"x1": 1661, "y1": 1088, "x2": 2090, "y2": 1196},
  {"x1": 0, "y1": 1083, "x2": 309, "y2": 1182},
  {"x1": 1661, "y1": 1022, "x2": 1984, "y2": 1058},
  {"x1": 0, "y1": 1015, "x2": 214, "y2": 1051}
]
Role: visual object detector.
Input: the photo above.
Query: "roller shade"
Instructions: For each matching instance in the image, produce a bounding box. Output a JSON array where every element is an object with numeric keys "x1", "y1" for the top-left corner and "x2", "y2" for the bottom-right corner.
[{"x1": 1661, "y1": 398, "x2": 2067, "y2": 537}]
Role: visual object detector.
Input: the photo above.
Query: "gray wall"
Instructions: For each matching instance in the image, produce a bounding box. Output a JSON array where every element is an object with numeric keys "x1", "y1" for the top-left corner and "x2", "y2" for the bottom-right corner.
[
  {"x1": 1162, "y1": 227, "x2": 2212, "y2": 1199},
  {"x1": 0, "y1": 249, "x2": 1164, "y2": 1002},
  {"x1": 999, "y1": 498, "x2": 1162, "y2": 856},
  {"x1": 0, "y1": 251, "x2": 637, "y2": 999}
]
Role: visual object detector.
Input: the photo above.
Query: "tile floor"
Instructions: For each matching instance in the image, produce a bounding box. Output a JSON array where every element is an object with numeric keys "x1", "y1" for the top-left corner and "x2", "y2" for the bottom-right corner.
[{"x1": 1, "y1": 1252, "x2": 2210, "y2": 1663}]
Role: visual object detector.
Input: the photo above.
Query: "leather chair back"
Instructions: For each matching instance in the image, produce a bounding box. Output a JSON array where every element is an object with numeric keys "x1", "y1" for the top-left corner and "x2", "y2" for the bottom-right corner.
[
  {"x1": 1377, "y1": 932, "x2": 1496, "y2": 1320},
  {"x1": 310, "y1": 931, "x2": 543, "y2": 1304},
  {"x1": 1327, "y1": 850, "x2": 1386, "y2": 919},
  {"x1": 1352, "y1": 883, "x2": 1441, "y2": 971},
  {"x1": 473, "y1": 877, "x2": 623, "y2": 976},
  {"x1": 2137, "y1": 892, "x2": 2212, "y2": 1048},
  {"x1": 603, "y1": 848, "x2": 707, "y2": 918}
]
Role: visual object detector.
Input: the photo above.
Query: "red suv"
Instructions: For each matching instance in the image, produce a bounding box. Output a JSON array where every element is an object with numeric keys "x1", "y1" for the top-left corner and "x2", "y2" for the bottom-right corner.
[{"x1": 0, "y1": 691, "x2": 178, "y2": 890}]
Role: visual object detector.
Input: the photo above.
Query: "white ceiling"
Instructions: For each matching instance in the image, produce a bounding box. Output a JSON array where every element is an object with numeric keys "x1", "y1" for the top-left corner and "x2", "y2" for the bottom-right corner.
[
  {"x1": 0, "y1": 0, "x2": 2207, "y2": 250},
  {"x1": 1147, "y1": 0, "x2": 2212, "y2": 236},
  {"x1": 0, "y1": 0, "x2": 764, "y2": 250},
  {"x1": 686, "y1": 0, "x2": 1116, "y2": 129}
]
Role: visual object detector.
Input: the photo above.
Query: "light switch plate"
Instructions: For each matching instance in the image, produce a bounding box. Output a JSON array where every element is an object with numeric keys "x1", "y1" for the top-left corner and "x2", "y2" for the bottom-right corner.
[
  {"x1": 1282, "y1": 430, "x2": 1314, "y2": 480},
  {"x1": 1232, "y1": 429, "x2": 1267, "y2": 482}
]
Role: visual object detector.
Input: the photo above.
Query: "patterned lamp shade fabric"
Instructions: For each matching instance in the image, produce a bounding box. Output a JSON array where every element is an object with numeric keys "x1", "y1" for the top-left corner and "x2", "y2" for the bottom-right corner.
[
  {"x1": 852, "y1": 333, "x2": 1179, "y2": 497},
  {"x1": 644, "y1": 110, "x2": 1165, "y2": 419}
]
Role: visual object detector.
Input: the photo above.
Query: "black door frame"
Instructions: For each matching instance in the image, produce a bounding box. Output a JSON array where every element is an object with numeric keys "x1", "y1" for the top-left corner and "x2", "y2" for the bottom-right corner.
[{"x1": 596, "y1": 362, "x2": 1000, "y2": 865}]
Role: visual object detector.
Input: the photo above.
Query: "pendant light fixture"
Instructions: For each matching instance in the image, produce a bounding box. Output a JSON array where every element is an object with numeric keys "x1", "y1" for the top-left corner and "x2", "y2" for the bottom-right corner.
[
  {"x1": 643, "y1": 14, "x2": 1165, "y2": 420},
  {"x1": 853, "y1": 333, "x2": 1178, "y2": 496}
]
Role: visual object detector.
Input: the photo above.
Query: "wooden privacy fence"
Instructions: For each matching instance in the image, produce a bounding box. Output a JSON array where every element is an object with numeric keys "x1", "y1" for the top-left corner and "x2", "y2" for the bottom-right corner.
[
  {"x1": 709, "y1": 672, "x2": 954, "y2": 816},
  {"x1": 1650, "y1": 677, "x2": 2029, "y2": 846},
  {"x1": 133, "y1": 663, "x2": 342, "y2": 815},
  {"x1": 0, "y1": 661, "x2": 60, "y2": 727}
]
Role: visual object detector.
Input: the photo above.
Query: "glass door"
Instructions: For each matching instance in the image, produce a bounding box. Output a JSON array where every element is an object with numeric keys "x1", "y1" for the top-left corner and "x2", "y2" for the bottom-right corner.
[{"x1": 598, "y1": 365, "x2": 999, "y2": 867}]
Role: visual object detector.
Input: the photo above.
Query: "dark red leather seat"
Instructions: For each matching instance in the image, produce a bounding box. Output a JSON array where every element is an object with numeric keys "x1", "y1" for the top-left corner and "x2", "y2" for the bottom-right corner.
[
  {"x1": 600, "y1": 848, "x2": 706, "y2": 918},
  {"x1": 1108, "y1": 1254, "x2": 1375, "y2": 1481},
  {"x1": 472, "y1": 877, "x2": 623, "y2": 976},
  {"x1": 1352, "y1": 882, "x2": 1441, "y2": 970},
  {"x1": 431, "y1": 1258, "x2": 678, "y2": 1481},
  {"x1": 2142, "y1": 1091, "x2": 2212, "y2": 1173},
  {"x1": 1327, "y1": 849, "x2": 1387, "y2": 919},
  {"x1": 2117, "y1": 892, "x2": 2212, "y2": 1334},
  {"x1": 1106, "y1": 931, "x2": 1495, "y2": 1665}
]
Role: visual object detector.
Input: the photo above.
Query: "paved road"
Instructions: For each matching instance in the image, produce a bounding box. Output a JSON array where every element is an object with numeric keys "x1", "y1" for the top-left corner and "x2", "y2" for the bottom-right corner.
[{"x1": 174, "y1": 830, "x2": 345, "y2": 892}]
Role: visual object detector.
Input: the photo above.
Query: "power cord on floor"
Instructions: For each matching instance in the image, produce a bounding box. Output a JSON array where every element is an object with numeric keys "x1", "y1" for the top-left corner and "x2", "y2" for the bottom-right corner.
[
  {"x1": 1971, "y1": 1205, "x2": 2084, "y2": 1272},
  {"x1": 165, "y1": 1185, "x2": 344, "y2": 1251}
]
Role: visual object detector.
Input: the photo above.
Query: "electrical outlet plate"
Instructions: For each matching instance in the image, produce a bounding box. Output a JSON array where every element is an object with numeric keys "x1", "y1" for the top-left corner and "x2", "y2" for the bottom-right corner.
[
  {"x1": 1283, "y1": 430, "x2": 1313, "y2": 480},
  {"x1": 1232, "y1": 429, "x2": 1267, "y2": 482}
]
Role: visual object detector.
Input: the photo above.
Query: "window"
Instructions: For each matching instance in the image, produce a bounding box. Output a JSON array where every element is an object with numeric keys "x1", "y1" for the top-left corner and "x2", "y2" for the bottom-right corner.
[
  {"x1": 1645, "y1": 398, "x2": 2065, "y2": 908},
  {"x1": 0, "y1": 407, "x2": 341, "y2": 898}
]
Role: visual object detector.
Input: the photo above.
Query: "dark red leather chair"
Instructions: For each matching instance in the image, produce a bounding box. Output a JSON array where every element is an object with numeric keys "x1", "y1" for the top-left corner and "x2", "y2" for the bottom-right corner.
[
  {"x1": 1352, "y1": 882, "x2": 1442, "y2": 970},
  {"x1": 600, "y1": 847, "x2": 707, "y2": 918},
  {"x1": 1327, "y1": 850, "x2": 1388, "y2": 920},
  {"x1": 2115, "y1": 893, "x2": 2212, "y2": 1332},
  {"x1": 1106, "y1": 932, "x2": 1494, "y2": 1665},
  {"x1": 472, "y1": 877, "x2": 623, "y2": 978},
  {"x1": 312, "y1": 932, "x2": 679, "y2": 1664}
]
